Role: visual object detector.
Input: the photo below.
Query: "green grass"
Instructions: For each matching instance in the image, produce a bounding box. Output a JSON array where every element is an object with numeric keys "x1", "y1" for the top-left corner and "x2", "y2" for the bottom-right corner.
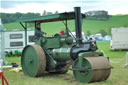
[
  {"x1": 3, "y1": 15, "x2": 128, "y2": 36},
  {"x1": 1, "y1": 42, "x2": 128, "y2": 85},
  {"x1": 5, "y1": 57, "x2": 21, "y2": 65},
  {"x1": 97, "y1": 42, "x2": 127, "y2": 58}
]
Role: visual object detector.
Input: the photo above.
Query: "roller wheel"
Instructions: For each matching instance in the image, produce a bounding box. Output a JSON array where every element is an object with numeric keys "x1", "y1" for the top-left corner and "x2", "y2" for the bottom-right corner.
[
  {"x1": 21, "y1": 45, "x2": 46, "y2": 77},
  {"x1": 73, "y1": 56, "x2": 111, "y2": 83}
]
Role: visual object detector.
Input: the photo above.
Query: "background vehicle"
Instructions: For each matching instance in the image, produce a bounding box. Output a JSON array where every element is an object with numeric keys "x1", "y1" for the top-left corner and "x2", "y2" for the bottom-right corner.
[{"x1": 111, "y1": 27, "x2": 128, "y2": 50}]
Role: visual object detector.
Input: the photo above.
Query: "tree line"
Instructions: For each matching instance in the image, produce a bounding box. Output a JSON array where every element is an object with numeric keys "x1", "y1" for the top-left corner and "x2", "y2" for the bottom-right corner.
[
  {"x1": 0, "y1": 10, "x2": 109, "y2": 24},
  {"x1": 0, "y1": 10, "x2": 59, "y2": 24},
  {"x1": 86, "y1": 28, "x2": 111, "y2": 37},
  {"x1": 85, "y1": 10, "x2": 109, "y2": 20},
  {"x1": 0, "y1": 12, "x2": 41, "y2": 24}
]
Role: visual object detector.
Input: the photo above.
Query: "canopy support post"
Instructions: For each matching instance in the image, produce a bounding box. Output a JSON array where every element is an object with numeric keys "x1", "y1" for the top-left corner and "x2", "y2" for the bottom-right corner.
[
  {"x1": 25, "y1": 23, "x2": 27, "y2": 46},
  {"x1": 20, "y1": 22, "x2": 27, "y2": 46},
  {"x1": 65, "y1": 19, "x2": 69, "y2": 36}
]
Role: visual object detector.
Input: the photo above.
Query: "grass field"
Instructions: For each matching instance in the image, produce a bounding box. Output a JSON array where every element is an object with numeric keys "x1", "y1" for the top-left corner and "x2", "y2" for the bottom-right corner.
[
  {"x1": 3, "y1": 15, "x2": 128, "y2": 36},
  {"x1": 1, "y1": 42, "x2": 128, "y2": 85},
  {"x1": 1, "y1": 14, "x2": 128, "y2": 85}
]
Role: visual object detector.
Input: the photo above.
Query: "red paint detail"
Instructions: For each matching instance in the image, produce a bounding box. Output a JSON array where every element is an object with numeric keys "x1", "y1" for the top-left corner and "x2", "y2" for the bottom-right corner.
[{"x1": 0, "y1": 72, "x2": 9, "y2": 85}]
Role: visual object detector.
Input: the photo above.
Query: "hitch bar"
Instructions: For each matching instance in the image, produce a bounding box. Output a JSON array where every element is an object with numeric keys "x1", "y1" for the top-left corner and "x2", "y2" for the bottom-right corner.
[
  {"x1": 71, "y1": 66, "x2": 91, "y2": 71},
  {"x1": 71, "y1": 66, "x2": 113, "y2": 71}
]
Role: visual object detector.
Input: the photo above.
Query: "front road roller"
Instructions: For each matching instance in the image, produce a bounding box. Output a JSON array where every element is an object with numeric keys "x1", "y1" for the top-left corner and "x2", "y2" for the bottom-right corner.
[
  {"x1": 21, "y1": 45, "x2": 46, "y2": 77},
  {"x1": 72, "y1": 55, "x2": 111, "y2": 83}
]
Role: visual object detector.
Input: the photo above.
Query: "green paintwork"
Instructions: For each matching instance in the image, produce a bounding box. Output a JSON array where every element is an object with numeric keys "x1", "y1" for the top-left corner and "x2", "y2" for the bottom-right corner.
[
  {"x1": 35, "y1": 35, "x2": 74, "y2": 61},
  {"x1": 21, "y1": 45, "x2": 39, "y2": 77},
  {"x1": 73, "y1": 52, "x2": 103, "y2": 83},
  {"x1": 34, "y1": 37, "x2": 58, "y2": 68},
  {"x1": 17, "y1": 12, "x2": 85, "y2": 23},
  {"x1": 73, "y1": 57, "x2": 92, "y2": 83},
  {"x1": 52, "y1": 48, "x2": 71, "y2": 61},
  {"x1": 50, "y1": 36, "x2": 73, "y2": 61},
  {"x1": 78, "y1": 51, "x2": 104, "y2": 57},
  {"x1": 48, "y1": 56, "x2": 57, "y2": 68},
  {"x1": 34, "y1": 34, "x2": 74, "y2": 69},
  {"x1": 43, "y1": 37, "x2": 60, "y2": 49}
]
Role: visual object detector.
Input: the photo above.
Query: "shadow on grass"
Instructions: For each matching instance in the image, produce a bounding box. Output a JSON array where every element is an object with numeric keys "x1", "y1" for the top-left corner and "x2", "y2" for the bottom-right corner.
[
  {"x1": 110, "y1": 49, "x2": 128, "y2": 52},
  {"x1": 39, "y1": 72, "x2": 76, "y2": 83}
]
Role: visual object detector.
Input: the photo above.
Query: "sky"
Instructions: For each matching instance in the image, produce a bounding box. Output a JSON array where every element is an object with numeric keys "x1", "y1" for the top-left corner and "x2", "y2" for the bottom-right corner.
[{"x1": 0, "y1": 0, "x2": 128, "y2": 15}]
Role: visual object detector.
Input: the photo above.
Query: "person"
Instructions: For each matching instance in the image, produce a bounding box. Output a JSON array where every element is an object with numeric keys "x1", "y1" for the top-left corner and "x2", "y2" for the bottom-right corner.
[
  {"x1": 32, "y1": 23, "x2": 46, "y2": 41},
  {"x1": 35, "y1": 23, "x2": 46, "y2": 38},
  {"x1": 60, "y1": 30, "x2": 64, "y2": 35}
]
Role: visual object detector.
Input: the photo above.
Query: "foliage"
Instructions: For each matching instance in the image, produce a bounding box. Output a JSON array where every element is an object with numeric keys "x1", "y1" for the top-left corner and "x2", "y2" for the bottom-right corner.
[
  {"x1": 54, "y1": 11, "x2": 59, "y2": 14},
  {"x1": 85, "y1": 10, "x2": 109, "y2": 20},
  {"x1": 42, "y1": 10, "x2": 47, "y2": 16},
  {"x1": 86, "y1": 30, "x2": 91, "y2": 36},
  {"x1": 1, "y1": 11, "x2": 60, "y2": 24},
  {"x1": 0, "y1": 12, "x2": 41, "y2": 24},
  {"x1": 108, "y1": 28, "x2": 112, "y2": 35},
  {"x1": 99, "y1": 29, "x2": 107, "y2": 36},
  {"x1": 47, "y1": 12, "x2": 53, "y2": 15},
  {"x1": 42, "y1": 10, "x2": 58, "y2": 16}
]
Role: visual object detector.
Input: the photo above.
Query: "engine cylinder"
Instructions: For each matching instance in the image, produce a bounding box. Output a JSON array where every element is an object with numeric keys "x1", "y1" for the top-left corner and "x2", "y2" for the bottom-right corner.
[{"x1": 52, "y1": 48, "x2": 71, "y2": 61}]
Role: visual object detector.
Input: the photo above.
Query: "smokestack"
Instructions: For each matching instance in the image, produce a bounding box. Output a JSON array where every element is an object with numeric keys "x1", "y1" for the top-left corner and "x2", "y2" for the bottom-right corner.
[{"x1": 74, "y1": 7, "x2": 83, "y2": 45}]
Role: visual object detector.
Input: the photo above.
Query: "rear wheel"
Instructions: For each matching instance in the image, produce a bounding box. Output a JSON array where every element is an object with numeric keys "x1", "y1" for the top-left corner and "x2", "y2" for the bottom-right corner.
[{"x1": 21, "y1": 45, "x2": 46, "y2": 77}]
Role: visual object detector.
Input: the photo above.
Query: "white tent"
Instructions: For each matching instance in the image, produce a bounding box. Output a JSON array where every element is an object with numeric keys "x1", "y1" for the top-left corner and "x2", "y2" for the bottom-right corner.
[{"x1": 0, "y1": 19, "x2": 6, "y2": 65}]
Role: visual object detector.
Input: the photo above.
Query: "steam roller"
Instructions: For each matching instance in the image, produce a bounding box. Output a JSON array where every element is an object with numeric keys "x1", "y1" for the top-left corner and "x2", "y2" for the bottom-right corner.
[{"x1": 19, "y1": 7, "x2": 112, "y2": 83}]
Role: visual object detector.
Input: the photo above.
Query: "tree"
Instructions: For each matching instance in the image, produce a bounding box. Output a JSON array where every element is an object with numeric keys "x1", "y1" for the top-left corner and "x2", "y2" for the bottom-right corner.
[
  {"x1": 54, "y1": 11, "x2": 58, "y2": 14},
  {"x1": 0, "y1": 13, "x2": 41, "y2": 24},
  {"x1": 47, "y1": 12, "x2": 52, "y2": 15},
  {"x1": 42, "y1": 10, "x2": 47, "y2": 16},
  {"x1": 123, "y1": 24, "x2": 128, "y2": 27},
  {"x1": 108, "y1": 28, "x2": 112, "y2": 36},
  {"x1": 99, "y1": 29, "x2": 107, "y2": 37},
  {"x1": 85, "y1": 10, "x2": 109, "y2": 20},
  {"x1": 86, "y1": 30, "x2": 91, "y2": 36}
]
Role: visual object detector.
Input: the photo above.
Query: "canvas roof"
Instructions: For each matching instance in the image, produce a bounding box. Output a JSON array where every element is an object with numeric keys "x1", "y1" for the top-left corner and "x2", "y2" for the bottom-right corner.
[{"x1": 17, "y1": 12, "x2": 85, "y2": 23}]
